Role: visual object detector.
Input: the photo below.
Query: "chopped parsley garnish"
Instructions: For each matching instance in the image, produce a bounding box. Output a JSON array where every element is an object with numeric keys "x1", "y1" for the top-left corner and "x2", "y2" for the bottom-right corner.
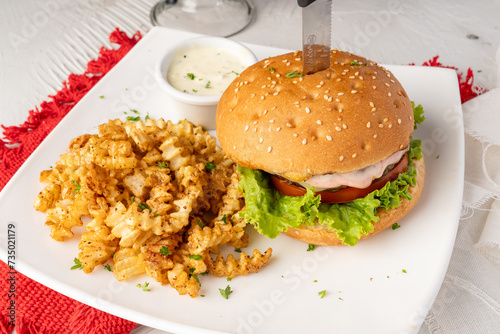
[
  {"x1": 145, "y1": 113, "x2": 150, "y2": 121},
  {"x1": 234, "y1": 248, "x2": 242, "y2": 253},
  {"x1": 318, "y1": 290, "x2": 326, "y2": 298},
  {"x1": 192, "y1": 89, "x2": 198, "y2": 93},
  {"x1": 99, "y1": 95, "x2": 104, "y2": 99},
  {"x1": 402, "y1": 269, "x2": 407, "y2": 273},
  {"x1": 436, "y1": 155, "x2": 440, "y2": 159},
  {"x1": 188, "y1": 254, "x2": 203, "y2": 260},
  {"x1": 269, "y1": 67, "x2": 275, "y2": 73},
  {"x1": 219, "y1": 285, "x2": 233, "y2": 299},
  {"x1": 350, "y1": 61, "x2": 361, "y2": 66},
  {"x1": 157, "y1": 161, "x2": 169, "y2": 168},
  {"x1": 187, "y1": 73, "x2": 196, "y2": 80},
  {"x1": 71, "y1": 180, "x2": 81, "y2": 194},
  {"x1": 221, "y1": 214, "x2": 228, "y2": 224},
  {"x1": 197, "y1": 219, "x2": 205, "y2": 228},
  {"x1": 131, "y1": 196, "x2": 135, "y2": 203},
  {"x1": 189, "y1": 268, "x2": 201, "y2": 285},
  {"x1": 392, "y1": 223, "x2": 401, "y2": 230},
  {"x1": 103, "y1": 264, "x2": 113, "y2": 272},
  {"x1": 160, "y1": 246, "x2": 173, "y2": 256},
  {"x1": 130, "y1": 109, "x2": 140, "y2": 114},
  {"x1": 227, "y1": 277, "x2": 232, "y2": 282},
  {"x1": 137, "y1": 282, "x2": 150, "y2": 291},
  {"x1": 71, "y1": 257, "x2": 83, "y2": 270},
  {"x1": 126, "y1": 116, "x2": 140, "y2": 122},
  {"x1": 285, "y1": 70, "x2": 303, "y2": 78},
  {"x1": 138, "y1": 203, "x2": 152, "y2": 211},
  {"x1": 205, "y1": 81, "x2": 212, "y2": 89},
  {"x1": 307, "y1": 244, "x2": 316, "y2": 252},
  {"x1": 205, "y1": 162, "x2": 216, "y2": 170},
  {"x1": 228, "y1": 71, "x2": 239, "y2": 75}
]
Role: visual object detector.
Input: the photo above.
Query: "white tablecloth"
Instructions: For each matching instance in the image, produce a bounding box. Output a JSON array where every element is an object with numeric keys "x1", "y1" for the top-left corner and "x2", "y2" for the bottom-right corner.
[{"x1": 1, "y1": 1, "x2": 499, "y2": 333}]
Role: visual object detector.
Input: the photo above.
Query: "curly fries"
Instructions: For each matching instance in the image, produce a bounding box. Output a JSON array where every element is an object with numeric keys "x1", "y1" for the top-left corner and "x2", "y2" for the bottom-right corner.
[{"x1": 34, "y1": 119, "x2": 271, "y2": 297}]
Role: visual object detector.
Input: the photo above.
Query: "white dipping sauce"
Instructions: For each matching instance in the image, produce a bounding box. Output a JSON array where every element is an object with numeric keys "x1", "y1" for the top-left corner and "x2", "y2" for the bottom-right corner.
[{"x1": 167, "y1": 45, "x2": 247, "y2": 96}]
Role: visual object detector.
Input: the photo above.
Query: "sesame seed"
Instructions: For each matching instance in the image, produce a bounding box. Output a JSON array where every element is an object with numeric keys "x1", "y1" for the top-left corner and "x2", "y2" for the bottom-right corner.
[
  {"x1": 269, "y1": 119, "x2": 275, "y2": 123},
  {"x1": 372, "y1": 86, "x2": 377, "y2": 90},
  {"x1": 259, "y1": 138, "x2": 263, "y2": 143},
  {"x1": 250, "y1": 93, "x2": 255, "y2": 98},
  {"x1": 335, "y1": 126, "x2": 342, "y2": 131},
  {"x1": 302, "y1": 139, "x2": 307, "y2": 145},
  {"x1": 384, "y1": 118, "x2": 389, "y2": 122},
  {"x1": 317, "y1": 120, "x2": 322, "y2": 125},
  {"x1": 372, "y1": 76, "x2": 376, "y2": 79},
  {"x1": 253, "y1": 121, "x2": 258, "y2": 125},
  {"x1": 326, "y1": 135, "x2": 332, "y2": 141},
  {"x1": 272, "y1": 106, "x2": 277, "y2": 110},
  {"x1": 273, "y1": 92, "x2": 279, "y2": 95},
  {"x1": 234, "y1": 145, "x2": 236, "y2": 149},
  {"x1": 286, "y1": 62, "x2": 291, "y2": 66},
  {"x1": 388, "y1": 92, "x2": 392, "y2": 96},
  {"x1": 369, "y1": 102, "x2": 374, "y2": 107},
  {"x1": 388, "y1": 124, "x2": 393, "y2": 128},
  {"x1": 244, "y1": 125, "x2": 249, "y2": 131},
  {"x1": 342, "y1": 124, "x2": 347, "y2": 129},
  {"x1": 261, "y1": 85, "x2": 266, "y2": 89},
  {"x1": 351, "y1": 90, "x2": 357, "y2": 94},
  {"x1": 379, "y1": 124, "x2": 384, "y2": 128},
  {"x1": 268, "y1": 146, "x2": 272, "y2": 152},
  {"x1": 336, "y1": 78, "x2": 341, "y2": 82},
  {"x1": 293, "y1": 81, "x2": 298, "y2": 84},
  {"x1": 286, "y1": 123, "x2": 292, "y2": 127},
  {"x1": 293, "y1": 133, "x2": 298, "y2": 137},
  {"x1": 264, "y1": 59, "x2": 270, "y2": 63},
  {"x1": 359, "y1": 76, "x2": 364, "y2": 80},
  {"x1": 398, "y1": 118, "x2": 402, "y2": 124},
  {"x1": 234, "y1": 88, "x2": 239, "y2": 93},
  {"x1": 338, "y1": 108, "x2": 343, "y2": 113},
  {"x1": 352, "y1": 153, "x2": 357, "y2": 158},
  {"x1": 305, "y1": 107, "x2": 311, "y2": 113},
  {"x1": 399, "y1": 144, "x2": 404, "y2": 149},
  {"x1": 373, "y1": 134, "x2": 378, "y2": 138},
  {"x1": 371, "y1": 107, "x2": 377, "y2": 112},
  {"x1": 366, "y1": 122, "x2": 371, "y2": 128},
  {"x1": 261, "y1": 96, "x2": 265, "y2": 100},
  {"x1": 328, "y1": 97, "x2": 332, "y2": 102},
  {"x1": 254, "y1": 127, "x2": 258, "y2": 132},
  {"x1": 385, "y1": 83, "x2": 390, "y2": 87},
  {"x1": 339, "y1": 155, "x2": 344, "y2": 161},
  {"x1": 276, "y1": 74, "x2": 281, "y2": 77},
  {"x1": 263, "y1": 109, "x2": 268, "y2": 115},
  {"x1": 335, "y1": 98, "x2": 340, "y2": 102},
  {"x1": 338, "y1": 92, "x2": 345, "y2": 96},
  {"x1": 276, "y1": 127, "x2": 281, "y2": 131},
  {"x1": 349, "y1": 76, "x2": 355, "y2": 79}
]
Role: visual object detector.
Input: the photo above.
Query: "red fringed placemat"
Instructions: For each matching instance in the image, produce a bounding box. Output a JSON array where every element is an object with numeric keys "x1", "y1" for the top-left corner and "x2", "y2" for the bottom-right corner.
[{"x1": 0, "y1": 27, "x2": 486, "y2": 334}]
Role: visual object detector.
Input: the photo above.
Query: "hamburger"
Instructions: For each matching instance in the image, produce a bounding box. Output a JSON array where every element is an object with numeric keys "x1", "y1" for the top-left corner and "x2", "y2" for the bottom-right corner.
[{"x1": 216, "y1": 50, "x2": 425, "y2": 246}]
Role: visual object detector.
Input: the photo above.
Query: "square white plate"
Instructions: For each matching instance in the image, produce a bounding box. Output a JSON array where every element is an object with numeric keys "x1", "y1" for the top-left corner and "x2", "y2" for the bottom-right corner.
[{"x1": 0, "y1": 27, "x2": 464, "y2": 334}]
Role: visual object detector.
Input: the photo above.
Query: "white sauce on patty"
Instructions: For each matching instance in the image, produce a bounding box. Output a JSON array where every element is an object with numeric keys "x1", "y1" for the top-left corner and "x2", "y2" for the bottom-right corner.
[
  {"x1": 303, "y1": 149, "x2": 407, "y2": 190},
  {"x1": 167, "y1": 45, "x2": 246, "y2": 96}
]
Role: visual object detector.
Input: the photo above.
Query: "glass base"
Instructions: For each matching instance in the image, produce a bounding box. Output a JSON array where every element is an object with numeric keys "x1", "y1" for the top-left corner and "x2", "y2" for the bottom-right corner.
[{"x1": 151, "y1": 0, "x2": 255, "y2": 37}]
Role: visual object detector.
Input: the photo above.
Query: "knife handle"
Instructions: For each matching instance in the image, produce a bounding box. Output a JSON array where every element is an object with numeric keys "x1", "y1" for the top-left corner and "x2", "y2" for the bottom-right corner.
[{"x1": 297, "y1": 0, "x2": 316, "y2": 7}]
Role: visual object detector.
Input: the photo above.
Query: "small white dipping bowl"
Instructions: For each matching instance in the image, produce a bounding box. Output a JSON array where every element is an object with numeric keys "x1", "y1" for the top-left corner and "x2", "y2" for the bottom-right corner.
[{"x1": 156, "y1": 36, "x2": 258, "y2": 130}]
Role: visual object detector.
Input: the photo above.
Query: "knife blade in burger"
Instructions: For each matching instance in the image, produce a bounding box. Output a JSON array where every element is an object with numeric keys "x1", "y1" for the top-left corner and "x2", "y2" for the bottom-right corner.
[{"x1": 216, "y1": 50, "x2": 425, "y2": 246}]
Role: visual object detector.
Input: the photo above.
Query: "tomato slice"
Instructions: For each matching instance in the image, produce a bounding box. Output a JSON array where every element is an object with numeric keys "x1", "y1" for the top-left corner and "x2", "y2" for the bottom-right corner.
[{"x1": 270, "y1": 154, "x2": 409, "y2": 203}]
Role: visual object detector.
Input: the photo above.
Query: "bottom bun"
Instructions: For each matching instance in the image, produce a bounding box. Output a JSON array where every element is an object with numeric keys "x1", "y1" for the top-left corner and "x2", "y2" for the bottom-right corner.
[{"x1": 282, "y1": 157, "x2": 425, "y2": 246}]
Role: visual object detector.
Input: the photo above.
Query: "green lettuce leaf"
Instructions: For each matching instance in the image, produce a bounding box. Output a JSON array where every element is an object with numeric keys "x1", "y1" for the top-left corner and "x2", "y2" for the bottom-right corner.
[
  {"x1": 412, "y1": 101, "x2": 425, "y2": 130},
  {"x1": 238, "y1": 140, "x2": 423, "y2": 246}
]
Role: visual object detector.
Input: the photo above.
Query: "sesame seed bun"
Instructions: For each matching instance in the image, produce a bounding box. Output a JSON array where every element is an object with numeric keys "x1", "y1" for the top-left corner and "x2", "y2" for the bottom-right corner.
[
  {"x1": 216, "y1": 50, "x2": 414, "y2": 181},
  {"x1": 281, "y1": 156, "x2": 425, "y2": 246}
]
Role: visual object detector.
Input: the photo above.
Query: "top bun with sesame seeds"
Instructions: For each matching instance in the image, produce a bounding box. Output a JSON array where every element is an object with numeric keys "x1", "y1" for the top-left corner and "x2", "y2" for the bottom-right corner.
[
  {"x1": 216, "y1": 50, "x2": 414, "y2": 181},
  {"x1": 216, "y1": 49, "x2": 425, "y2": 246}
]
